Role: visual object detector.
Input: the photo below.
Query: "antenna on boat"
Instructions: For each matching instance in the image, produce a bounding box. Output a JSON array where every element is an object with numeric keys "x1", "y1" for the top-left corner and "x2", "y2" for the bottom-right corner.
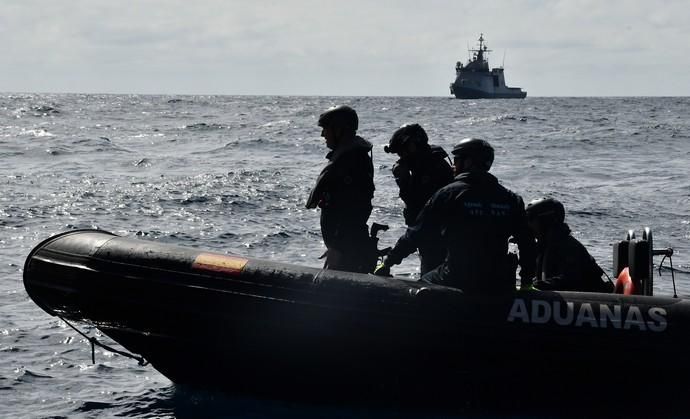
[{"x1": 502, "y1": 50, "x2": 506, "y2": 69}]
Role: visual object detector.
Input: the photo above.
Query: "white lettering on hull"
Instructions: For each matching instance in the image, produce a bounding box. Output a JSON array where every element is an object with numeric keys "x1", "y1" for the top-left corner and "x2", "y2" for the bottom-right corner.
[{"x1": 507, "y1": 299, "x2": 668, "y2": 332}]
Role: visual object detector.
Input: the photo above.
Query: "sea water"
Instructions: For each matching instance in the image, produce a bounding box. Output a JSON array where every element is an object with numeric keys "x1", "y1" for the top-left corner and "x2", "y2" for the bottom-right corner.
[{"x1": 2, "y1": 94, "x2": 689, "y2": 417}]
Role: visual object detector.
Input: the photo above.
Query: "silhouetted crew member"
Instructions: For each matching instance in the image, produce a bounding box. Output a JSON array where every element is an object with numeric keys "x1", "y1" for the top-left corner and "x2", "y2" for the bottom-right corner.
[
  {"x1": 384, "y1": 123, "x2": 454, "y2": 274},
  {"x1": 375, "y1": 138, "x2": 535, "y2": 294},
  {"x1": 526, "y1": 197, "x2": 612, "y2": 293},
  {"x1": 306, "y1": 105, "x2": 376, "y2": 273}
]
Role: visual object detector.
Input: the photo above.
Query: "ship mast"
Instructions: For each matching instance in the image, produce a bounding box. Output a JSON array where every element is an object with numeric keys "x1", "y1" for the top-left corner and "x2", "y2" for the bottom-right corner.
[
  {"x1": 467, "y1": 33, "x2": 491, "y2": 71},
  {"x1": 472, "y1": 34, "x2": 491, "y2": 63}
]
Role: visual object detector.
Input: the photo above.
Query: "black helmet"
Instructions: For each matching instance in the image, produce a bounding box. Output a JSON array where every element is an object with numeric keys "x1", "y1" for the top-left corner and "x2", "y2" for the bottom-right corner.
[
  {"x1": 526, "y1": 197, "x2": 565, "y2": 224},
  {"x1": 384, "y1": 123, "x2": 429, "y2": 153},
  {"x1": 451, "y1": 138, "x2": 494, "y2": 170},
  {"x1": 318, "y1": 105, "x2": 358, "y2": 131}
]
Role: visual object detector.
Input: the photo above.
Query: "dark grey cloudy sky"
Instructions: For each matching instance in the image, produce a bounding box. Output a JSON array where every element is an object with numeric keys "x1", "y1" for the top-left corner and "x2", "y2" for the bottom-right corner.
[{"x1": 3, "y1": 0, "x2": 688, "y2": 96}]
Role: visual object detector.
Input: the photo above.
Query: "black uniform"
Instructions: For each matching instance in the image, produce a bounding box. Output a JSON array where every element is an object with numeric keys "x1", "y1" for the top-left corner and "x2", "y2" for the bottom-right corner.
[
  {"x1": 394, "y1": 145, "x2": 453, "y2": 274},
  {"x1": 306, "y1": 136, "x2": 375, "y2": 273},
  {"x1": 386, "y1": 171, "x2": 536, "y2": 294},
  {"x1": 533, "y1": 223, "x2": 610, "y2": 292}
]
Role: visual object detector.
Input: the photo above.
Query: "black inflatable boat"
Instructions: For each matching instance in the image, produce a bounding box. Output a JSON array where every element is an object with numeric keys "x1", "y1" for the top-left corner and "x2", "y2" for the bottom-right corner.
[{"x1": 23, "y1": 229, "x2": 690, "y2": 406}]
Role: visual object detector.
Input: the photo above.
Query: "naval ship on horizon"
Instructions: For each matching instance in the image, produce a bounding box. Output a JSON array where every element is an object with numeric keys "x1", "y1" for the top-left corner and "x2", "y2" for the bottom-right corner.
[{"x1": 449, "y1": 34, "x2": 526, "y2": 99}]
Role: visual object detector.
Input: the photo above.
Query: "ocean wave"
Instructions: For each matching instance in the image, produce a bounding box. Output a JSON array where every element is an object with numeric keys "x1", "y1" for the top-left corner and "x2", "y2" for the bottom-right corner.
[
  {"x1": 31, "y1": 105, "x2": 61, "y2": 116},
  {"x1": 167, "y1": 98, "x2": 195, "y2": 105},
  {"x1": 182, "y1": 122, "x2": 228, "y2": 131},
  {"x1": 72, "y1": 137, "x2": 134, "y2": 153},
  {"x1": 19, "y1": 128, "x2": 55, "y2": 137},
  {"x1": 209, "y1": 137, "x2": 267, "y2": 151},
  {"x1": 10, "y1": 104, "x2": 61, "y2": 118},
  {"x1": 14, "y1": 367, "x2": 53, "y2": 382},
  {"x1": 74, "y1": 400, "x2": 116, "y2": 414},
  {"x1": 133, "y1": 158, "x2": 153, "y2": 167},
  {"x1": 261, "y1": 119, "x2": 292, "y2": 127}
]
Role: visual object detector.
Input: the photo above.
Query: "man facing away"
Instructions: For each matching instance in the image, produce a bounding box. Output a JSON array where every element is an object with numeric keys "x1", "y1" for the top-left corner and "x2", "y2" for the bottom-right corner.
[
  {"x1": 376, "y1": 138, "x2": 536, "y2": 294},
  {"x1": 306, "y1": 105, "x2": 376, "y2": 273},
  {"x1": 384, "y1": 123, "x2": 454, "y2": 275},
  {"x1": 526, "y1": 197, "x2": 612, "y2": 293}
]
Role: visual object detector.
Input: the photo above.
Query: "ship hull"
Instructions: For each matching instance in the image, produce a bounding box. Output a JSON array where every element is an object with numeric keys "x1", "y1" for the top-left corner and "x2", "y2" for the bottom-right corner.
[
  {"x1": 450, "y1": 84, "x2": 526, "y2": 99},
  {"x1": 23, "y1": 230, "x2": 690, "y2": 408}
]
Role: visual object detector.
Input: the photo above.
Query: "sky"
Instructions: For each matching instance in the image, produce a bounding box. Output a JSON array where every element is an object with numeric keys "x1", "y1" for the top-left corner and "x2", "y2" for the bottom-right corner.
[{"x1": 2, "y1": 0, "x2": 689, "y2": 96}]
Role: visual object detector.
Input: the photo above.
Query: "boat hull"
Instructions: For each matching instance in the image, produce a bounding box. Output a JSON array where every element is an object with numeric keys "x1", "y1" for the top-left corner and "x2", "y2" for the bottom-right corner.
[{"x1": 23, "y1": 230, "x2": 690, "y2": 407}]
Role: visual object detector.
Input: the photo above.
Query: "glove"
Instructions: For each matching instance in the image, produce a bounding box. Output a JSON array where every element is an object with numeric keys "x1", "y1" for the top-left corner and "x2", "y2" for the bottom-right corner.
[
  {"x1": 520, "y1": 282, "x2": 539, "y2": 291},
  {"x1": 373, "y1": 262, "x2": 392, "y2": 277},
  {"x1": 392, "y1": 161, "x2": 410, "y2": 180}
]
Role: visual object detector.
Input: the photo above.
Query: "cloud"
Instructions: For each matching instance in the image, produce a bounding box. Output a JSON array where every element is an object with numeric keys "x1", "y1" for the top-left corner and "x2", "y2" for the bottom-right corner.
[{"x1": 2, "y1": 0, "x2": 689, "y2": 95}]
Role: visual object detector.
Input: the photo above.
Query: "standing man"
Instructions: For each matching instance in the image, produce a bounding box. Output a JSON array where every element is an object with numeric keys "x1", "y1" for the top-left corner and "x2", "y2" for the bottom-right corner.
[
  {"x1": 306, "y1": 105, "x2": 376, "y2": 273},
  {"x1": 376, "y1": 138, "x2": 535, "y2": 294},
  {"x1": 384, "y1": 123, "x2": 454, "y2": 274}
]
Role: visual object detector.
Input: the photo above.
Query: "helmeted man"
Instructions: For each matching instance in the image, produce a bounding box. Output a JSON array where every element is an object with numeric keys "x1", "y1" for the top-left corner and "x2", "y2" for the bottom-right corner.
[
  {"x1": 306, "y1": 105, "x2": 376, "y2": 273},
  {"x1": 375, "y1": 138, "x2": 535, "y2": 294},
  {"x1": 526, "y1": 197, "x2": 612, "y2": 293},
  {"x1": 384, "y1": 123, "x2": 454, "y2": 274}
]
